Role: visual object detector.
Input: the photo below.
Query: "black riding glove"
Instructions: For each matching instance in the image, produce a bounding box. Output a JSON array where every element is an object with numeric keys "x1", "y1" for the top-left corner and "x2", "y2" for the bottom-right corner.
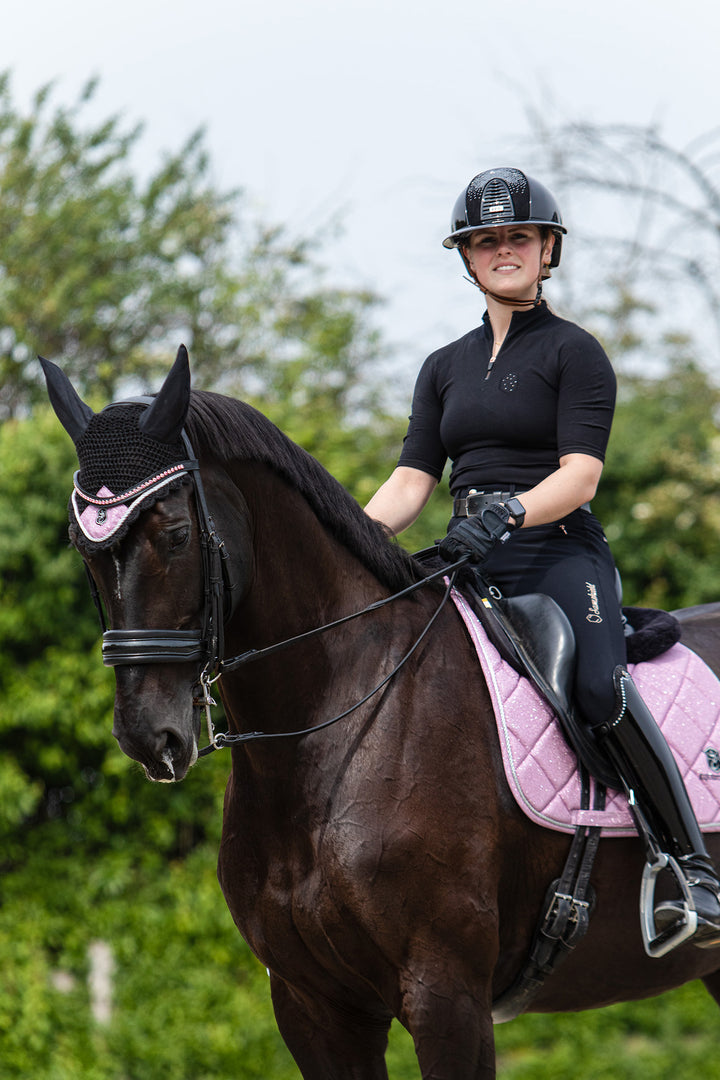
[{"x1": 438, "y1": 503, "x2": 515, "y2": 566}]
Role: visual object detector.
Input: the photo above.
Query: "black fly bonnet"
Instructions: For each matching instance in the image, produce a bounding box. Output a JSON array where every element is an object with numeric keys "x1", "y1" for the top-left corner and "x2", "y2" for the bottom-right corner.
[
  {"x1": 72, "y1": 402, "x2": 192, "y2": 548},
  {"x1": 41, "y1": 347, "x2": 231, "y2": 674}
]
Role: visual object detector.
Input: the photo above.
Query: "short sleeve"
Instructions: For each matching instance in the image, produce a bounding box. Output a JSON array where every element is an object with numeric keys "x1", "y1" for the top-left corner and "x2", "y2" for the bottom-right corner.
[
  {"x1": 397, "y1": 355, "x2": 448, "y2": 480},
  {"x1": 556, "y1": 333, "x2": 616, "y2": 462}
]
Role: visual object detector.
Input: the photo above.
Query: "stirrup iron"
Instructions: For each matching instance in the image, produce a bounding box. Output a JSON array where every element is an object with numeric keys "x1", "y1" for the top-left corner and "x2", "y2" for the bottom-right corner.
[
  {"x1": 629, "y1": 793, "x2": 698, "y2": 957},
  {"x1": 640, "y1": 850, "x2": 698, "y2": 958}
]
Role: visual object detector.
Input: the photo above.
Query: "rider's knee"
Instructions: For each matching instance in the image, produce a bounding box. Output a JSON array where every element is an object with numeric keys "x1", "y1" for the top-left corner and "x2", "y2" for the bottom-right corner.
[{"x1": 575, "y1": 670, "x2": 617, "y2": 728}]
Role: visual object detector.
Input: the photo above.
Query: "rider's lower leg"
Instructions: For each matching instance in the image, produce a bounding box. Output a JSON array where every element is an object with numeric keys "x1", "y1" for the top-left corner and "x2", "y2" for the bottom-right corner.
[{"x1": 596, "y1": 666, "x2": 720, "y2": 949}]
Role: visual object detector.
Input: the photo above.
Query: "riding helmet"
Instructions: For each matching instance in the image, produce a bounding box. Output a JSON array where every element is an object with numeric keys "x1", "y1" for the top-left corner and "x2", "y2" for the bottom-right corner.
[{"x1": 443, "y1": 167, "x2": 566, "y2": 268}]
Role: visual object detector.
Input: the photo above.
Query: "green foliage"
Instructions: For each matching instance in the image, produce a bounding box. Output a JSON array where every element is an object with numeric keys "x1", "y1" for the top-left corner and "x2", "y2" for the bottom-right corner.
[
  {"x1": 0, "y1": 410, "x2": 89, "y2": 657},
  {"x1": 0, "y1": 839, "x2": 301, "y2": 1079},
  {"x1": 0, "y1": 74, "x2": 234, "y2": 413},
  {"x1": 593, "y1": 360, "x2": 720, "y2": 608},
  {"x1": 5, "y1": 81, "x2": 720, "y2": 1078},
  {"x1": 0, "y1": 411, "x2": 97, "y2": 838},
  {"x1": 0, "y1": 72, "x2": 386, "y2": 422},
  {"x1": 244, "y1": 284, "x2": 405, "y2": 508},
  {"x1": 493, "y1": 982, "x2": 720, "y2": 1079}
]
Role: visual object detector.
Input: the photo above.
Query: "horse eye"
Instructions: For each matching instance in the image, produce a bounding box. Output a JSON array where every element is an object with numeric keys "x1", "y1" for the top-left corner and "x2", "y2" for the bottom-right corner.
[{"x1": 168, "y1": 527, "x2": 190, "y2": 550}]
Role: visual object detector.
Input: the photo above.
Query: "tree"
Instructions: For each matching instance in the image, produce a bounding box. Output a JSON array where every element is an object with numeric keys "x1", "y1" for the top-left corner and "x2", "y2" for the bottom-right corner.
[
  {"x1": 0, "y1": 73, "x2": 388, "y2": 425},
  {"x1": 592, "y1": 357, "x2": 720, "y2": 609},
  {"x1": 0, "y1": 75, "x2": 223, "y2": 412},
  {"x1": 520, "y1": 116, "x2": 720, "y2": 373}
]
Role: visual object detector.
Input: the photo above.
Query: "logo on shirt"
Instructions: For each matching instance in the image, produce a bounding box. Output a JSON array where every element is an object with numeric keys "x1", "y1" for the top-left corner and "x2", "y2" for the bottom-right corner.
[{"x1": 500, "y1": 373, "x2": 518, "y2": 393}]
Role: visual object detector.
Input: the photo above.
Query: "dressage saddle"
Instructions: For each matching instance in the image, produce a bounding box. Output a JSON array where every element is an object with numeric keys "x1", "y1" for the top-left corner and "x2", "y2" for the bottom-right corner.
[{"x1": 456, "y1": 572, "x2": 681, "y2": 791}]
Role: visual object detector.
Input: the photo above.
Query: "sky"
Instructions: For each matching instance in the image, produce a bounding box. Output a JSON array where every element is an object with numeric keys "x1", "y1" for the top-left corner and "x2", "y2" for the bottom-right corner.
[{"x1": 4, "y1": 0, "x2": 720, "y2": 398}]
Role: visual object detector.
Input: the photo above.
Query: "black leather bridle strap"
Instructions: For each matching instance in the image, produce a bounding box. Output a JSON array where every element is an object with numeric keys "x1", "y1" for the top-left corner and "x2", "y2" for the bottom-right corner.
[{"x1": 103, "y1": 629, "x2": 207, "y2": 665}]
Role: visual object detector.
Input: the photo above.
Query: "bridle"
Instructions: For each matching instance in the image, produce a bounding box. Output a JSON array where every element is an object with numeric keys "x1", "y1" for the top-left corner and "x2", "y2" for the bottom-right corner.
[
  {"x1": 80, "y1": 413, "x2": 468, "y2": 758},
  {"x1": 79, "y1": 400, "x2": 233, "y2": 667}
]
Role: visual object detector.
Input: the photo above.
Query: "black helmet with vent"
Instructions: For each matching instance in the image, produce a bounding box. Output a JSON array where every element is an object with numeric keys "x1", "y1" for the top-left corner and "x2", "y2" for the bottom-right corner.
[{"x1": 443, "y1": 167, "x2": 566, "y2": 268}]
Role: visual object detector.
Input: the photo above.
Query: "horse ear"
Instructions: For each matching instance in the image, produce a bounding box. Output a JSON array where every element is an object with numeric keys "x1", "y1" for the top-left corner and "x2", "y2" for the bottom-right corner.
[
  {"x1": 38, "y1": 356, "x2": 94, "y2": 444},
  {"x1": 138, "y1": 345, "x2": 191, "y2": 444}
]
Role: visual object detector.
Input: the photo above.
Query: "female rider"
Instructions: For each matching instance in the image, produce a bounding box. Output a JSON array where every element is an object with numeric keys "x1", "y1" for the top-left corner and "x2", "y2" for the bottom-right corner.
[{"x1": 365, "y1": 166, "x2": 720, "y2": 948}]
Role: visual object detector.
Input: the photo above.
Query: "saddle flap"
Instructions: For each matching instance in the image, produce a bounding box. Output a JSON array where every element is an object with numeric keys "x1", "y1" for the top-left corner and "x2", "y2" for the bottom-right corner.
[
  {"x1": 460, "y1": 578, "x2": 573, "y2": 708},
  {"x1": 461, "y1": 578, "x2": 576, "y2": 722},
  {"x1": 500, "y1": 593, "x2": 575, "y2": 715},
  {"x1": 459, "y1": 580, "x2": 623, "y2": 788}
]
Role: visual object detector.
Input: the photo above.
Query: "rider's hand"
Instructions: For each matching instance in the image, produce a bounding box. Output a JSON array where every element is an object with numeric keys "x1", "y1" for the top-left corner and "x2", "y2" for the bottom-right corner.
[{"x1": 437, "y1": 504, "x2": 515, "y2": 565}]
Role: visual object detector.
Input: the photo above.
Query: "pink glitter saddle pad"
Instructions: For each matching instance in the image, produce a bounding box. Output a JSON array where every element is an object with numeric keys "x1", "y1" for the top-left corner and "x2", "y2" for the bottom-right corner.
[{"x1": 451, "y1": 589, "x2": 720, "y2": 836}]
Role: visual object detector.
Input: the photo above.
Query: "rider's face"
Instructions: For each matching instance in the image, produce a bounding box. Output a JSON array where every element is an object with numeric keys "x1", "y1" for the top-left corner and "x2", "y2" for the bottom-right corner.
[{"x1": 463, "y1": 225, "x2": 553, "y2": 299}]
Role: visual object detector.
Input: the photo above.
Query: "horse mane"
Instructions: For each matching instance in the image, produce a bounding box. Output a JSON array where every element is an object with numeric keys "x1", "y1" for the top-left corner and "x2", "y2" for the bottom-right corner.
[{"x1": 184, "y1": 390, "x2": 426, "y2": 592}]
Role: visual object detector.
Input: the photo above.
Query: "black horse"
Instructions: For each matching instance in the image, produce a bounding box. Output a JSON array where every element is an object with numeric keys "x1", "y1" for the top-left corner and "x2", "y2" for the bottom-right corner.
[{"x1": 43, "y1": 348, "x2": 720, "y2": 1079}]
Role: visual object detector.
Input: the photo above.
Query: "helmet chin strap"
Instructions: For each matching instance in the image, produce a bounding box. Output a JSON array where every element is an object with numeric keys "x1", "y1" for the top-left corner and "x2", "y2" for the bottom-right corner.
[{"x1": 465, "y1": 276, "x2": 543, "y2": 307}]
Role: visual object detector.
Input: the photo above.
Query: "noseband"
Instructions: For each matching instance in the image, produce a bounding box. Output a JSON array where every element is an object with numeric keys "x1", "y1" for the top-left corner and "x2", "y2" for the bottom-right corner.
[{"x1": 99, "y1": 452, "x2": 232, "y2": 673}]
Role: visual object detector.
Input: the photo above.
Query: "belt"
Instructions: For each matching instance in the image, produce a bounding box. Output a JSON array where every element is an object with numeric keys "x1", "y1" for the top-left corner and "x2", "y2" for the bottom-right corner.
[
  {"x1": 452, "y1": 491, "x2": 591, "y2": 516},
  {"x1": 453, "y1": 490, "x2": 522, "y2": 516}
]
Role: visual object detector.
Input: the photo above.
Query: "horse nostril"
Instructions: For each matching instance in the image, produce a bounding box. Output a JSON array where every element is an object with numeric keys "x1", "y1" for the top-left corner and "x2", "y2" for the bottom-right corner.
[{"x1": 153, "y1": 730, "x2": 185, "y2": 782}]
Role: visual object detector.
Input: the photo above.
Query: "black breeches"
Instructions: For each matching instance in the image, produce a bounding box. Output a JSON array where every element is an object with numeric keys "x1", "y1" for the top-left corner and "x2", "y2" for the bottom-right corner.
[{"x1": 451, "y1": 508, "x2": 627, "y2": 727}]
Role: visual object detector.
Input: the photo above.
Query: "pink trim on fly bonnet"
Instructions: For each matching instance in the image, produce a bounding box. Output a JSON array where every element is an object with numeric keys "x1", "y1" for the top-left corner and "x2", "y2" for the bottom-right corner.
[
  {"x1": 72, "y1": 462, "x2": 190, "y2": 544},
  {"x1": 451, "y1": 588, "x2": 720, "y2": 836}
]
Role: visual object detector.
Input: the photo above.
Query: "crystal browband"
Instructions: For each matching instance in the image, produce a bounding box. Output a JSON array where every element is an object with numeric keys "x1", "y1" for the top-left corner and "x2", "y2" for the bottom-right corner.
[{"x1": 73, "y1": 460, "x2": 197, "y2": 507}]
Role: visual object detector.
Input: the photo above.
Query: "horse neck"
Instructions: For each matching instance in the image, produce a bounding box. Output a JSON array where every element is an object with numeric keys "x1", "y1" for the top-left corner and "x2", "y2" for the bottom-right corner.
[
  {"x1": 218, "y1": 463, "x2": 397, "y2": 733},
  {"x1": 212, "y1": 463, "x2": 497, "y2": 822},
  {"x1": 235, "y1": 462, "x2": 387, "y2": 632}
]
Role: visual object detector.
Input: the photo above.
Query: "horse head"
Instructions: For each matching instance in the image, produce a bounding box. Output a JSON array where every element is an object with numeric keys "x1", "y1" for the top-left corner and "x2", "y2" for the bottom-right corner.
[
  {"x1": 41, "y1": 347, "x2": 246, "y2": 782},
  {"x1": 42, "y1": 344, "x2": 423, "y2": 789}
]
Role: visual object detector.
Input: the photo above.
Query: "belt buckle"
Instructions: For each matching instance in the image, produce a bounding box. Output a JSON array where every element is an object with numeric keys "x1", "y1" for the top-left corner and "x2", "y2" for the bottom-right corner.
[{"x1": 466, "y1": 490, "x2": 504, "y2": 516}]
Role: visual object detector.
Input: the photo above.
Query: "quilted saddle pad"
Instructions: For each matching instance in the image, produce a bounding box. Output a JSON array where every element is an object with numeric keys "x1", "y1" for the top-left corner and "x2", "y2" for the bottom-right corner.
[{"x1": 451, "y1": 588, "x2": 720, "y2": 836}]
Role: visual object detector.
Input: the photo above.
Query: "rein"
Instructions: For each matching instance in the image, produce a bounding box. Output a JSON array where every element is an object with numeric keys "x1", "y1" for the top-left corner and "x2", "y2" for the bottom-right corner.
[{"x1": 197, "y1": 559, "x2": 465, "y2": 756}]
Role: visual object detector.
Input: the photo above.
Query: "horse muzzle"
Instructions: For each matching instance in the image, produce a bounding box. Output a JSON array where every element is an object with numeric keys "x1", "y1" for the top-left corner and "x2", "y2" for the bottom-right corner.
[
  {"x1": 112, "y1": 695, "x2": 199, "y2": 783},
  {"x1": 109, "y1": 649, "x2": 204, "y2": 784}
]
